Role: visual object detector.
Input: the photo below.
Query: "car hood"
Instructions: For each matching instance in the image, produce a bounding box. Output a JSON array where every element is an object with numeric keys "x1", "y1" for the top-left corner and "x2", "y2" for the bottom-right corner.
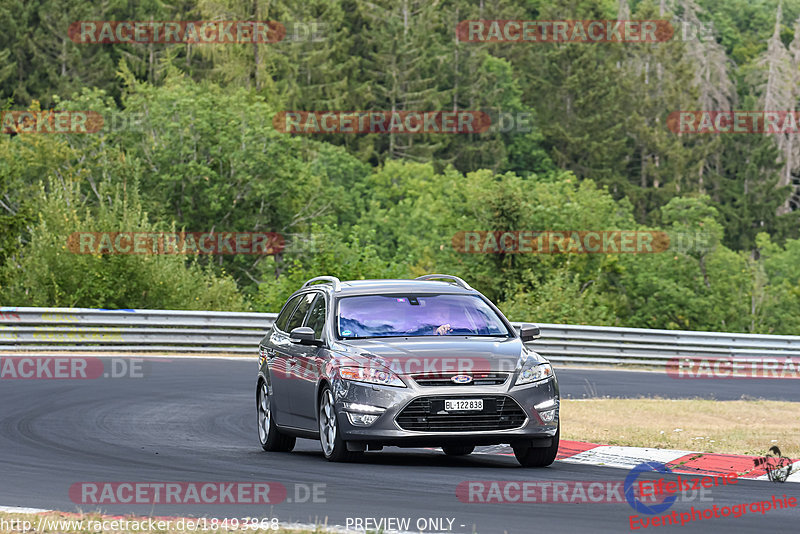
[{"x1": 330, "y1": 336, "x2": 542, "y2": 375}]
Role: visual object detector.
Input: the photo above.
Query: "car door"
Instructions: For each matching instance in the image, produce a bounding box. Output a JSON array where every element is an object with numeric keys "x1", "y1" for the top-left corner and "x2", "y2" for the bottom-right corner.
[
  {"x1": 276, "y1": 291, "x2": 317, "y2": 427},
  {"x1": 292, "y1": 293, "x2": 328, "y2": 429},
  {"x1": 263, "y1": 294, "x2": 303, "y2": 426}
]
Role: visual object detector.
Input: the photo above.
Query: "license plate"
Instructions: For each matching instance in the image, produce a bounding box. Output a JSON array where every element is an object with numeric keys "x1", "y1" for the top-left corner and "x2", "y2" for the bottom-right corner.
[{"x1": 444, "y1": 399, "x2": 483, "y2": 411}]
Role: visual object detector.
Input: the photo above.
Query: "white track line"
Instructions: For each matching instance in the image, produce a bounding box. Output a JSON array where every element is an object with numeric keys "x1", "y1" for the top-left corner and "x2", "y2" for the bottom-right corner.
[
  {"x1": 559, "y1": 445, "x2": 692, "y2": 470},
  {"x1": 0, "y1": 506, "x2": 51, "y2": 513}
]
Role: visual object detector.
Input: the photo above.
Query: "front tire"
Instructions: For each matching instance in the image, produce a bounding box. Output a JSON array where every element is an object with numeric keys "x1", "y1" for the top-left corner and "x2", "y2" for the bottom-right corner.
[
  {"x1": 513, "y1": 424, "x2": 559, "y2": 467},
  {"x1": 258, "y1": 381, "x2": 295, "y2": 452},
  {"x1": 318, "y1": 386, "x2": 359, "y2": 462},
  {"x1": 442, "y1": 444, "x2": 475, "y2": 456}
]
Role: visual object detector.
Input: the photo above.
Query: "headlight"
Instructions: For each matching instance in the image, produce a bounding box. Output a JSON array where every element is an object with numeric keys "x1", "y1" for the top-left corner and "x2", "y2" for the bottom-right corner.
[
  {"x1": 339, "y1": 366, "x2": 406, "y2": 387},
  {"x1": 515, "y1": 359, "x2": 553, "y2": 386}
]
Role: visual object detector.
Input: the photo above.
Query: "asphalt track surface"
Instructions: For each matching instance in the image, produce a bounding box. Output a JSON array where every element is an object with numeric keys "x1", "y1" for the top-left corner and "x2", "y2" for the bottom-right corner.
[{"x1": 0, "y1": 358, "x2": 798, "y2": 534}]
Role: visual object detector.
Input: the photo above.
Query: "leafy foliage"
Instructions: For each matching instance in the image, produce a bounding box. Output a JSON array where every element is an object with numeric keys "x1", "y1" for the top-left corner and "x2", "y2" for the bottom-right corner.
[{"x1": 2, "y1": 0, "x2": 800, "y2": 334}]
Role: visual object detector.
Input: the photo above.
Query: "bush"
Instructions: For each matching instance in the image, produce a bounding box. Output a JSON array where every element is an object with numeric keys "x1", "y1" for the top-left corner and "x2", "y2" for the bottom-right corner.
[{"x1": 0, "y1": 175, "x2": 246, "y2": 310}]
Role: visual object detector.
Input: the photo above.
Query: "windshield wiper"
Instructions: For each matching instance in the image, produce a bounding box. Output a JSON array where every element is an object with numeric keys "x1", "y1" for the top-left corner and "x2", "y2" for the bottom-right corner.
[{"x1": 339, "y1": 335, "x2": 405, "y2": 340}]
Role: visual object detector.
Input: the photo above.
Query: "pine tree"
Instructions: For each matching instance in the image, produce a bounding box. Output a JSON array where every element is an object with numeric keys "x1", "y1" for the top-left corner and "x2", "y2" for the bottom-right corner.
[{"x1": 753, "y1": 3, "x2": 797, "y2": 215}]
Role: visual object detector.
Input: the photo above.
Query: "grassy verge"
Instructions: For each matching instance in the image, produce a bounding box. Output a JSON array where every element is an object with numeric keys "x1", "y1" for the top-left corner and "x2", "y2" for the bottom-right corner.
[
  {"x1": 0, "y1": 511, "x2": 327, "y2": 534},
  {"x1": 561, "y1": 398, "x2": 800, "y2": 457}
]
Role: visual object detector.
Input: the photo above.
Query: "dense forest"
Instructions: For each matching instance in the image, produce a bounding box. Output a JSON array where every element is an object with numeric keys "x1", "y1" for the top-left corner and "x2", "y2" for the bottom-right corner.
[{"x1": 2, "y1": 0, "x2": 800, "y2": 334}]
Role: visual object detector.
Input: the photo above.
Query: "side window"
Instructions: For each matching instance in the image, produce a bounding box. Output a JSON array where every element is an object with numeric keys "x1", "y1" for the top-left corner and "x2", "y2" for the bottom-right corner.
[
  {"x1": 305, "y1": 295, "x2": 327, "y2": 339},
  {"x1": 284, "y1": 292, "x2": 316, "y2": 332},
  {"x1": 274, "y1": 295, "x2": 302, "y2": 332}
]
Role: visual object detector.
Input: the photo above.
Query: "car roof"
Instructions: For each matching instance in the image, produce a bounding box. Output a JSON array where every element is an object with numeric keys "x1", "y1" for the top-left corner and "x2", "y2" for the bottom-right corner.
[{"x1": 299, "y1": 278, "x2": 479, "y2": 297}]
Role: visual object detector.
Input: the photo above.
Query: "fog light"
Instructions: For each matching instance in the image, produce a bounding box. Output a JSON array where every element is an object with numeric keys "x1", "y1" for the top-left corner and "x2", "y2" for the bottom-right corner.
[
  {"x1": 539, "y1": 408, "x2": 557, "y2": 423},
  {"x1": 347, "y1": 412, "x2": 380, "y2": 426}
]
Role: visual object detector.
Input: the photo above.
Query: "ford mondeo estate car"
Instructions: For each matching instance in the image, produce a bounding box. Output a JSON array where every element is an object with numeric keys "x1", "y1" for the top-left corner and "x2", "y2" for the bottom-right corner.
[{"x1": 256, "y1": 275, "x2": 559, "y2": 466}]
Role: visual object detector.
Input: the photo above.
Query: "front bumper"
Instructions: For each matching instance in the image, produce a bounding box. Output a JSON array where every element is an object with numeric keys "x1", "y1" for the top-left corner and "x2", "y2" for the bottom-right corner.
[{"x1": 332, "y1": 374, "x2": 559, "y2": 447}]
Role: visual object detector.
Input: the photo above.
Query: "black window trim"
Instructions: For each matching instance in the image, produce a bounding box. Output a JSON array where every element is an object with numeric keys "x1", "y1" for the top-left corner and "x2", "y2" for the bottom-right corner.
[
  {"x1": 282, "y1": 290, "x2": 322, "y2": 334},
  {"x1": 274, "y1": 294, "x2": 302, "y2": 333},
  {"x1": 303, "y1": 293, "x2": 328, "y2": 341}
]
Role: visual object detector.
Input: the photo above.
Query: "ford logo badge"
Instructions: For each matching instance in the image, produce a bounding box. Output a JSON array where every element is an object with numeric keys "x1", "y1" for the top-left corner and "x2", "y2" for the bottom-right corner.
[{"x1": 451, "y1": 374, "x2": 473, "y2": 384}]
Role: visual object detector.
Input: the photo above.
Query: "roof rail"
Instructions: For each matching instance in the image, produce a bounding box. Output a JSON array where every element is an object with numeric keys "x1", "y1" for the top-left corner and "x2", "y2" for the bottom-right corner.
[
  {"x1": 414, "y1": 274, "x2": 473, "y2": 290},
  {"x1": 302, "y1": 276, "x2": 341, "y2": 292}
]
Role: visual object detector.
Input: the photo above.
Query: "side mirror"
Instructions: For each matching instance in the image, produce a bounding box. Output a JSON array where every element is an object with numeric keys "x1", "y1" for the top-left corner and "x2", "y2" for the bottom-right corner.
[
  {"x1": 289, "y1": 326, "x2": 323, "y2": 346},
  {"x1": 520, "y1": 323, "x2": 540, "y2": 342}
]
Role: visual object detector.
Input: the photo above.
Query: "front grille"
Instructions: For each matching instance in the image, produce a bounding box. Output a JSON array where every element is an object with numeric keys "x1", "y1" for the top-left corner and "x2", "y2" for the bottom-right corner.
[
  {"x1": 395, "y1": 395, "x2": 527, "y2": 432},
  {"x1": 411, "y1": 373, "x2": 509, "y2": 387}
]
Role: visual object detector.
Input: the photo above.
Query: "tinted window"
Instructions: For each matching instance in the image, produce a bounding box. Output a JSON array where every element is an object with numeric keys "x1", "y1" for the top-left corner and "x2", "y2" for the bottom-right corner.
[
  {"x1": 305, "y1": 295, "x2": 327, "y2": 339},
  {"x1": 337, "y1": 294, "x2": 510, "y2": 338},
  {"x1": 285, "y1": 292, "x2": 316, "y2": 332},
  {"x1": 274, "y1": 295, "x2": 302, "y2": 332}
]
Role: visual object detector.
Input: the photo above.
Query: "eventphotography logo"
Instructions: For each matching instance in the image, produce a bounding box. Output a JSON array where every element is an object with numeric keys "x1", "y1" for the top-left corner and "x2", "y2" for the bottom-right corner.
[{"x1": 625, "y1": 462, "x2": 678, "y2": 516}]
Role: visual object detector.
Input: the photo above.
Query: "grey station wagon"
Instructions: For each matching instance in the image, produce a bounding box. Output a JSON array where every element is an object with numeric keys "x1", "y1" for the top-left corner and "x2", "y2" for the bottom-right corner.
[{"x1": 256, "y1": 275, "x2": 560, "y2": 466}]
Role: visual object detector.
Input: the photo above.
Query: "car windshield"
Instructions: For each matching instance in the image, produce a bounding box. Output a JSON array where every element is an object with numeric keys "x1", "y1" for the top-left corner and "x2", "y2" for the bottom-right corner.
[{"x1": 336, "y1": 294, "x2": 511, "y2": 338}]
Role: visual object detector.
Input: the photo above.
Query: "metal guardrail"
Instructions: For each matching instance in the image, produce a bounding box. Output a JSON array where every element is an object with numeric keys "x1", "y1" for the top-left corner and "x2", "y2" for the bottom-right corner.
[
  {"x1": 2, "y1": 307, "x2": 800, "y2": 366},
  {"x1": 0, "y1": 307, "x2": 273, "y2": 354},
  {"x1": 528, "y1": 324, "x2": 800, "y2": 367}
]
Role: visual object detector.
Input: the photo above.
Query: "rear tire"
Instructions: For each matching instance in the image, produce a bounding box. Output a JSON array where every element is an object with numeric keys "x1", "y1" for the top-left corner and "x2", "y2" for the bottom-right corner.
[
  {"x1": 442, "y1": 444, "x2": 475, "y2": 456},
  {"x1": 318, "y1": 386, "x2": 360, "y2": 462},
  {"x1": 513, "y1": 424, "x2": 559, "y2": 467},
  {"x1": 258, "y1": 381, "x2": 295, "y2": 452}
]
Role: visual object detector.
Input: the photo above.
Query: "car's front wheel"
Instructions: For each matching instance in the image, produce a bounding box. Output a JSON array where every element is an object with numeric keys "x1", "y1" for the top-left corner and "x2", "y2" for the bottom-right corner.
[
  {"x1": 318, "y1": 386, "x2": 360, "y2": 462},
  {"x1": 258, "y1": 381, "x2": 295, "y2": 452},
  {"x1": 513, "y1": 424, "x2": 559, "y2": 467}
]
